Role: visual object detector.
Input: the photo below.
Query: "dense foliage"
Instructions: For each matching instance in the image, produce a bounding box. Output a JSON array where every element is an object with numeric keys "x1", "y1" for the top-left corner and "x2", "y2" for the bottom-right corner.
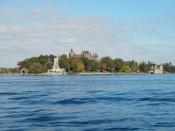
[
  {"x1": 1, "y1": 54, "x2": 175, "y2": 74},
  {"x1": 0, "y1": 68, "x2": 20, "y2": 74},
  {"x1": 163, "y1": 62, "x2": 175, "y2": 73},
  {"x1": 17, "y1": 55, "x2": 55, "y2": 74}
]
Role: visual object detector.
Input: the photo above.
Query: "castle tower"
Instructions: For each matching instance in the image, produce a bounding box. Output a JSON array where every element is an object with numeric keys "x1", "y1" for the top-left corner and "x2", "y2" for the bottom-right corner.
[
  {"x1": 47, "y1": 55, "x2": 66, "y2": 75},
  {"x1": 53, "y1": 56, "x2": 60, "y2": 69},
  {"x1": 69, "y1": 48, "x2": 76, "y2": 57}
]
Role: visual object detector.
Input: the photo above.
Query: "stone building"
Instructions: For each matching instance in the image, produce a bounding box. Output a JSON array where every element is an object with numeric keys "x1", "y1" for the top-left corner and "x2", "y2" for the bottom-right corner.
[
  {"x1": 69, "y1": 49, "x2": 98, "y2": 60},
  {"x1": 149, "y1": 65, "x2": 164, "y2": 74},
  {"x1": 81, "y1": 51, "x2": 98, "y2": 60},
  {"x1": 20, "y1": 68, "x2": 28, "y2": 75},
  {"x1": 69, "y1": 48, "x2": 77, "y2": 58},
  {"x1": 47, "y1": 56, "x2": 66, "y2": 75}
]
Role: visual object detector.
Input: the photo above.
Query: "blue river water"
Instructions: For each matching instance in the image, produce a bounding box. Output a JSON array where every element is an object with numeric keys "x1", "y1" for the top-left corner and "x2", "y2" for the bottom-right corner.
[{"x1": 0, "y1": 74, "x2": 175, "y2": 131}]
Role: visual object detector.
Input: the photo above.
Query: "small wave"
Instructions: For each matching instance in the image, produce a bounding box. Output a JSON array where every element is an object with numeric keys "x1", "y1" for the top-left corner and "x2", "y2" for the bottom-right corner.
[
  {"x1": 151, "y1": 122, "x2": 175, "y2": 128},
  {"x1": 104, "y1": 127, "x2": 140, "y2": 131},
  {"x1": 137, "y1": 97, "x2": 175, "y2": 102},
  {"x1": 53, "y1": 98, "x2": 95, "y2": 105},
  {"x1": 0, "y1": 92, "x2": 20, "y2": 95},
  {"x1": 69, "y1": 119, "x2": 115, "y2": 125}
]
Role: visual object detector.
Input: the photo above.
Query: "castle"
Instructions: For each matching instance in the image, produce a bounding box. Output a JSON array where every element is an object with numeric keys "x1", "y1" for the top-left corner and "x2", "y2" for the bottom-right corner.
[{"x1": 69, "y1": 49, "x2": 98, "y2": 60}]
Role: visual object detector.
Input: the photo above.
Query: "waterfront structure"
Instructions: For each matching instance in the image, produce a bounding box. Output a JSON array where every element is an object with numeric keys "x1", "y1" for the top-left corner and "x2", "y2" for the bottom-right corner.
[
  {"x1": 47, "y1": 56, "x2": 66, "y2": 75},
  {"x1": 69, "y1": 48, "x2": 98, "y2": 60},
  {"x1": 20, "y1": 68, "x2": 28, "y2": 75},
  {"x1": 149, "y1": 65, "x2": 164, "y2": 74}
]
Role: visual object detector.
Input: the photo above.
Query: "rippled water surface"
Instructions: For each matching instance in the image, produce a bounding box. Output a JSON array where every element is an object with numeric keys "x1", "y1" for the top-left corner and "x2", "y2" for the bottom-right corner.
[{"x1": 0, "y1": 74, "x2": 175, "y2": 131}]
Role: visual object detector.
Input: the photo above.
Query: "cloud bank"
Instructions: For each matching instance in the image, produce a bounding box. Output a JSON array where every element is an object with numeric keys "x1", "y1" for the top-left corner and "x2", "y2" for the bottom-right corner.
[{"x1": 0, "y1": 1, "x2": 175, "y2": 67}]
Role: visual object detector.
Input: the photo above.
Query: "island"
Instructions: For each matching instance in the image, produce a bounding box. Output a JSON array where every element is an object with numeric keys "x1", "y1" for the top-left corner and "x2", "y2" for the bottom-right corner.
[{"x1": 0, "y1": 49, "x2": 174, "y2": 75}]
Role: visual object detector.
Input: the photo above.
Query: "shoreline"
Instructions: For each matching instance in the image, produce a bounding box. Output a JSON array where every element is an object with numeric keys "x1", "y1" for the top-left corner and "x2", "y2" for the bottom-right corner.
[
  {"x1": 0, "y1": 72, "x2": 165, "y2": 76},
  {"x1": 77, "y1": 72, "x2": 146, "y2": 75}
]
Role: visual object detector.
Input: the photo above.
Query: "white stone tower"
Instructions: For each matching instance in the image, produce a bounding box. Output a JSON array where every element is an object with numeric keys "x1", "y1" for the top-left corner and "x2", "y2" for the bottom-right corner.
[{"x1": 47, "y1": 55, "x2": 66, "y2": 75}]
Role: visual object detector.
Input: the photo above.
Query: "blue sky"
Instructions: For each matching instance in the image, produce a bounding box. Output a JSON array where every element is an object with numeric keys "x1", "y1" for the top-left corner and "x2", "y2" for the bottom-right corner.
[{"x1": 0, "y1": 0, "x2": 175, "y2": 67}]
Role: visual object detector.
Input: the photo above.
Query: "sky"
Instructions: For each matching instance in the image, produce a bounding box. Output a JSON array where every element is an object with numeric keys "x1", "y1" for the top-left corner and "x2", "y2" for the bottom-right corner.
[{"x1": 0, "y1": 0, "x2": 175, "y2": 67}]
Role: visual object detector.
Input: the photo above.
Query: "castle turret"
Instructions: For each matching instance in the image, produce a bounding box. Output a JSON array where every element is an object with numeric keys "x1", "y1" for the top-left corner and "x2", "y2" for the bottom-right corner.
[{"x1": 69, "y1": 48, "x2": 76, "y2": 58}]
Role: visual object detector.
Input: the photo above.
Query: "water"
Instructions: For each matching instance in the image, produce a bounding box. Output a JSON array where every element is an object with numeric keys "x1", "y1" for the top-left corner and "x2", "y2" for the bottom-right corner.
[{"x1": 0, "y1": 74, "x2": 175, "y2": 131}]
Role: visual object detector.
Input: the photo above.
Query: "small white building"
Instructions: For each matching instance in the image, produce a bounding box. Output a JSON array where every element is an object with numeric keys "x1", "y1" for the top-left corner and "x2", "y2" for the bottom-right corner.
[
  {"x1": 47, "y1": 56, "x2": 66, "y2": 75},
  {"x1": 149, "y1": 65, "x2": 164, "y2": 74}
]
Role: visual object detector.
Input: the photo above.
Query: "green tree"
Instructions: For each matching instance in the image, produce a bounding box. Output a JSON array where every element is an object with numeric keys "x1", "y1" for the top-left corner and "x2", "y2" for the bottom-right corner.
[
  {"x1": 59, "y1": 54, "x2": 69, "y2": 69},
  {"x1": 127, "y1": 60, "x2": 139, "y2": 72},
  {"x1": 18, "y1": 58, "x2": 31, "y2": 69},
  {"x1": 79, "y1": 57, "x2": 91, "y2": 71},
  {"x1": 38, "y1": 55, "x2": 49, "y2": 72},
  {"x1": 17, "y1": 55, "x2": 55, "y2": 73},
  {"x1": 100, "y1": 63, "x2": 107, "y2": 71},
  {"x1": 46, "y1": 55, "x2": 55, "y2": 70},
  {"x1": 100, "y1": 57, "x2": 114, "y2": 71},
  {"x1": 163, "y1": 62, "x2": 175, "y2": 73},
  {"x1": 9, "y1": 68, "x2": 20, "y2": 74},
  {"x1": 29, "y1": 62, "x2": 44, "y2": 74},
  {"x1": 113, "y1": 58, "x2": 124, "y2": 72},
  {"x1": 139, "y1": 61, "x2": 154, "y2": 73},
  {"x1": 79, "y1": 57, "x2": 99, "y2": 72},
  {"x1": 88, "y1": 59, "x2": 99, "y2": 71},
  {"x1": 76, "y1": 62, "x2": 85, "y2": 72},
  {"x1": 69, "y1": 56, "x2": 79, "y2": 72},
  {"x1": 121, "y1": 66, "x2": 131, "y2": 72},
  {"x1": 139, "y1": 62, "x2": 148, "y2": 73},
  {"x1": 0, "y1": 68, "x2": 9, "y2": 74}
]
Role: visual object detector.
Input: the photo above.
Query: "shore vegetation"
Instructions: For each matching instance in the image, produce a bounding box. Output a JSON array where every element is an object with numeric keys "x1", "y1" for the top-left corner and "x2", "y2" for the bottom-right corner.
[{"x1": 1, "y1": 55, "x2": 175, "y2": 74}]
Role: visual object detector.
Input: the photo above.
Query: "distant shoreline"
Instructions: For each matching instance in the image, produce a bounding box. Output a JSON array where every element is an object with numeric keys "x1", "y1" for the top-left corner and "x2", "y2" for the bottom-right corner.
[
  {"x1": 0, "y1": 72, "x2": 167, "y2": 76},
  {"x1": 77, "y1": 72, "x2": 146, "y2": 75}
]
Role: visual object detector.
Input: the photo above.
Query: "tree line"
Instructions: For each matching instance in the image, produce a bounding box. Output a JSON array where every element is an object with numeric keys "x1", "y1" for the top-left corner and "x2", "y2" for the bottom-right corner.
[{"x1": 11, "y1": 54, "x2": 175, "y2": 74}]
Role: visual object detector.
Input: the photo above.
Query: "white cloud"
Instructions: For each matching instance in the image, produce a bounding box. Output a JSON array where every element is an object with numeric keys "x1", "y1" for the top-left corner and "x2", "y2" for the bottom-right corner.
[{"x1": 0, "y1": 1, "x2": 175, "y2": 67}]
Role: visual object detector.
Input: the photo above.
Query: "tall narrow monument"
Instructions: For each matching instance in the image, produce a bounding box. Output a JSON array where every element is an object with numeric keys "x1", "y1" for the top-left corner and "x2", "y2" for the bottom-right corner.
[{"x1": 47, "y1": 56, "x2": 66, "y2": 75}]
